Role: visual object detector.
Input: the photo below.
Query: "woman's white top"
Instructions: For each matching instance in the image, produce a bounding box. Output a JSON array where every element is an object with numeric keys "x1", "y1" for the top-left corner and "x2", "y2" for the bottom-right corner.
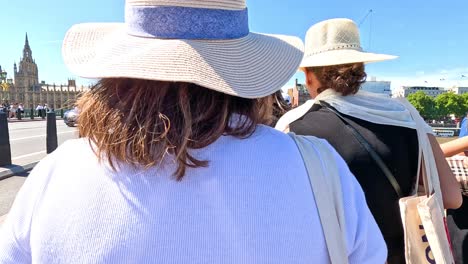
[{"x1": 0, "y1": 125, "x2": 386, "y2": 263}]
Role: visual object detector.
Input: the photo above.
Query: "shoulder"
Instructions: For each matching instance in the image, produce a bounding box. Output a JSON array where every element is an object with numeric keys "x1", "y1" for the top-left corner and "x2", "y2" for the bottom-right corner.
[
  {"x1": 275, "y1": 100, "x2": 315, "y2": 132},
  {"x1": 216, "y1": 125, "x2": 309, "y2": 167},
  {"x1": 289, "y1": 104, "x2": 338, "y2": 135},
  {"x1": 53, "y1": 138, "x2": 94, "y2": 156},
  {"x1": 33, "y1": 139, "x2": 96, "y2": 174},
  {"x1": 243, "y1": 125, "x2": 299, "y2": 150}
]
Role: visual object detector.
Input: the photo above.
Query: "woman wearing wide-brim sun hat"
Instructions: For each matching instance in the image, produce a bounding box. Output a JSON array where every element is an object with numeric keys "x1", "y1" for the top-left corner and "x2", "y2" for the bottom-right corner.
[
  {"x1": 276, "y1": 18, "x2": 462, "y2": 264},
  {"x1": 0, "y1": 3, "x2": 386, "y2": 263}
]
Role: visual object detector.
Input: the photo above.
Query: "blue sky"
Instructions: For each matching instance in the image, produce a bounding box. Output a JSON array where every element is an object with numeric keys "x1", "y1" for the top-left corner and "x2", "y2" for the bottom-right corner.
[{"x1": 1, "y1": 0, "x2": 467, "y2": 90}]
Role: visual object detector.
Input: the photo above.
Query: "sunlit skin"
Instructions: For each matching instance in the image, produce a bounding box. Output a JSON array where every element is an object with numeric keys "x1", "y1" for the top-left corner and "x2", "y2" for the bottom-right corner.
[
  {"x1": 303, "y1": 68, "x2": 321, "y2": 99},
  {"x1": 441, "y1": 136, "x2": 468, "y2": 157}
]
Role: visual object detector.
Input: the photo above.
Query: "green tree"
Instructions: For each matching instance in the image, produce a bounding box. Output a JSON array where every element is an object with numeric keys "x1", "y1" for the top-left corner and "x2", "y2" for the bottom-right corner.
[
  {"x1": 461, "y1": 93, "x2": 468, "y2": 111},
  {"x1": 435, "y1": 92, "x2": 466, "y2": 118},
  {"x1": 407, "y1": 91, "x2": 439, "y2": 119}
]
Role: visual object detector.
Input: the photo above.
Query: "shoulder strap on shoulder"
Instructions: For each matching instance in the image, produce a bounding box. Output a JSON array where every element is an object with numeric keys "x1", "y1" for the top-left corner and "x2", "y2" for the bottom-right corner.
[{"x1": 289, "y1": 133, "x2": 348, "y2": 263}]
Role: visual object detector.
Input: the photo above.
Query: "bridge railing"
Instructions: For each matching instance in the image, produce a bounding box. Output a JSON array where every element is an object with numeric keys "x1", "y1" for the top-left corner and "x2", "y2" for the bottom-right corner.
[{"x1": 0, "y1": 108, "x2": 67, "y2": 120}]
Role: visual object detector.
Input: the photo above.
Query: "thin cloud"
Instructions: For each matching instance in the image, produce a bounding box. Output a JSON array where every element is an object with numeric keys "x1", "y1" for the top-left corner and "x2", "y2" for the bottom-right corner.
[{"x1": 369, "y1": 67, "x2": 468, "y2": 90}]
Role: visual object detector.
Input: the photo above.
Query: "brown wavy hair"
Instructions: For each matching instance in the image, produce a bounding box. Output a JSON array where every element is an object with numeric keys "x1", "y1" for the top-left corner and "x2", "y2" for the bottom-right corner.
[
  {"x1": 77, "y1": 78, "x2": 273, "y2": 180},
  {"x1": 271, "y1": 90, "x2": 292, "y2": 127},
  {"x1": 306, "y1": 63, "x2": 367, "y2": 96}
]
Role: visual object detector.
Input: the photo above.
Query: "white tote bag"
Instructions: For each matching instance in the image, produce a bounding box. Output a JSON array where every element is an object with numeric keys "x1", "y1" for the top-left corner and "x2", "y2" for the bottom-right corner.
[
  {"x1": 289, "y1": 134, "x2": 348, "y2": 263},
  {"x1": 398, "y1": 99, "x2": 454, "y2": 264}
]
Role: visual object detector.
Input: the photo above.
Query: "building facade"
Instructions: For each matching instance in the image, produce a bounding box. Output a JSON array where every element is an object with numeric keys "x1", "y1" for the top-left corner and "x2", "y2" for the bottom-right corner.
[
  {"x1": 361, "y1": 78, "x2": 392, "y2": 96},
  {"x1": 13, "y1": 34, "x2": 40, "y2": 95},
  {"x1": 286, "y1": 79, "x2": 310, "y2": 108},
  {"x1": 0, "y1": 34, "x2": 87, "y2": 109},
  {"x1": 449, "y1": 87, "x2": 468, "y2": 95},
  {"x1": 393, "y1": 86, "x2": 448, "y2": 98}
]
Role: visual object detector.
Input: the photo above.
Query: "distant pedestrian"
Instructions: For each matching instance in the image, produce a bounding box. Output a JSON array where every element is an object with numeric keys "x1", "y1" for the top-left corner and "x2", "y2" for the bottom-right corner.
[
  {"x1": 16, "y1": 103, "x2": 23, "y2": 120},
  {"x1": 36, "y1": 104, "x2": 43, "y2": 118},
  {"x1": 458, "y1": 112, "x2": 468, "y2": 138},
  {"x1": 8, "y1": 103, "x2": 17, "y2": 119}
]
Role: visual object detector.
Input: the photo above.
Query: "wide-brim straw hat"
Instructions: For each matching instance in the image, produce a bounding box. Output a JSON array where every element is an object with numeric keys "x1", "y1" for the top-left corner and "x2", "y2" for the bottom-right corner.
[
  {"x1": 300, "y1": 18, "x2": 397, "y2": 68},
  {"x1": 62, "y1": 0, "x2": 304, "y2": 99}
]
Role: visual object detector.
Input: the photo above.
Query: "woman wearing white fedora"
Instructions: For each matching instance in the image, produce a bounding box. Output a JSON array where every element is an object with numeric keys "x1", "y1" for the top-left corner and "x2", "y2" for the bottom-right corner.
[
  {"x1": 0, "y1": 2, "x2": 387, "y2": 264},
  {"x1": 276, "y1": 18, "x2": 462, "y2": 263}
]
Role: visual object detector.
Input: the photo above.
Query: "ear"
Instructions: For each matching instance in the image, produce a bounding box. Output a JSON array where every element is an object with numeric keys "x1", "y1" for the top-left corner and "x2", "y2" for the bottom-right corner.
[
  {"x1": 304, "y1": 69, "x2": 315, "y2": 87},
  {"x1": 302, "y1": 68, "x2": 310, "y2": 86}
]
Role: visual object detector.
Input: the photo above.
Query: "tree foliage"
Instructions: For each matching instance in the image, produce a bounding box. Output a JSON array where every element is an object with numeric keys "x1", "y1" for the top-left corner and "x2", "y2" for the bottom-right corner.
[
  {"x1": 435, "y1": 92, "x2": 466, "y2": 118},
  {"x1": 407, "y1": 91, "x2": 468, "y2": 120},
  {"x1": 461, "y1": 93, "x2": 468, "y2": 110},
  {"x1": 407, "y1": 91, "x2": 439, "y2": 119}
]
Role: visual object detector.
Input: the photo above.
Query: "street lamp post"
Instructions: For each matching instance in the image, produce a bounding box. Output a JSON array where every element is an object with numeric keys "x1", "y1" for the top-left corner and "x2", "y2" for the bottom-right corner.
[{"x1": 0, "y1": 71, "x2": 7, "y2": 87}]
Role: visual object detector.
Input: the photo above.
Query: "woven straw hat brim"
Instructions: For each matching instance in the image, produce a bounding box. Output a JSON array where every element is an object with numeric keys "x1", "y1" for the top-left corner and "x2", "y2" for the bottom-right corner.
[
  {"x1": 63, "y1": 23, "x2": 304, "y2": 99},
  {"x1": 300, "y1": 49, "x2": 397, "y2": 68}
]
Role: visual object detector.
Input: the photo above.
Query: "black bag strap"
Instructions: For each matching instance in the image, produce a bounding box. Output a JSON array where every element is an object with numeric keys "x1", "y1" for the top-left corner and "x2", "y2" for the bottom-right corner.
[{"x1": 319, "y1": 101, "x2": 404, "y2": 198}]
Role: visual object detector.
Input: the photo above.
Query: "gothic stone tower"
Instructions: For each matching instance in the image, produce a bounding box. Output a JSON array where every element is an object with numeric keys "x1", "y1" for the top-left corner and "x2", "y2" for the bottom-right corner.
[{"x1": 14, "y1": 33, "x2": 39, "y2": 97}]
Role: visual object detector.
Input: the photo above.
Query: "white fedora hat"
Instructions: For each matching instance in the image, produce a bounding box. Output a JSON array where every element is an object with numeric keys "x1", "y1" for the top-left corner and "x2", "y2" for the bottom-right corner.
[
  {"x1": 300, "y1": 18, "x2": 397, "y2": 68},
  {"x1": 62, "y1": 0, "x2": 304, "y2": 99}
]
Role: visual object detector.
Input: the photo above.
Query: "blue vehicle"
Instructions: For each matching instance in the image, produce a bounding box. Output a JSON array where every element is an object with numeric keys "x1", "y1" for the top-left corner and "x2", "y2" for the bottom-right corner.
[{"x1": 63, "y1": 108, "x2": 79, "y2": 127}]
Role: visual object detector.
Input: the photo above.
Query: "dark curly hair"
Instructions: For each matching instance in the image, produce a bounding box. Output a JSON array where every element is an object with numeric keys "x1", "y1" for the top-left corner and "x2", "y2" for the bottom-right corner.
[{"x1": 307, "y1": 63, "x2": 367, "y2": 96}]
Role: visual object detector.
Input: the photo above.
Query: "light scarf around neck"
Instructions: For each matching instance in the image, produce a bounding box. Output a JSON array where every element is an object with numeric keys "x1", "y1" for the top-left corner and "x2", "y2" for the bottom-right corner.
[{"x1": 275, "y1": 88, "x2": 433, "y2": 134}]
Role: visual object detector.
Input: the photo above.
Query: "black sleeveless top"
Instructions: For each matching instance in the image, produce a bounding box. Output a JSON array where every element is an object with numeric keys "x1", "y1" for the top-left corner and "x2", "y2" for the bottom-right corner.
[{"x1": 290, "y1": 104, "x2": 419, "y2": 262}]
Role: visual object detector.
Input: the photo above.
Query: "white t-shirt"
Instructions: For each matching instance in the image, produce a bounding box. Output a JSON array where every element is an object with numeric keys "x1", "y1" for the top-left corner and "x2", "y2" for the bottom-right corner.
[{"x1": 0, "y1": 126, "x2": 387, "y2": 263}]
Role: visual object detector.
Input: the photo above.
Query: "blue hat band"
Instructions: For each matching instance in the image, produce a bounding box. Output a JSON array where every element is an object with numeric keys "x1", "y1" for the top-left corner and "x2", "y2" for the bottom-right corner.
[{"x1": 126, "y1": 5, "x2": 250, "y2": 40}]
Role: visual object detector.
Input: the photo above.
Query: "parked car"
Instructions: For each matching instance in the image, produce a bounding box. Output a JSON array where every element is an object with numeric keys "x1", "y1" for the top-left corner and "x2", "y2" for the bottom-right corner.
[{"x1": 64, "y1": 108, "x2": 79, "y2": 127}]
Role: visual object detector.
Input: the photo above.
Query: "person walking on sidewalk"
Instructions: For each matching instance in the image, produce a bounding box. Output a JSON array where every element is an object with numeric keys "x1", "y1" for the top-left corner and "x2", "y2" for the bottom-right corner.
[
  {"x1": 0, "y1": 103, "x2": 6, "y2": 113},
  {"x1": 18, "y1": 103, "x2": 24, "y2": 114},
  {"x1": 8, "y1": 103, "x2": 17, "y2": 119},
  {"x1": 35, "y1": 104, "x2": 43, "y2": 119},
  {"x1": 0, "y1": 1, "x2": 387, "y2": 263}
]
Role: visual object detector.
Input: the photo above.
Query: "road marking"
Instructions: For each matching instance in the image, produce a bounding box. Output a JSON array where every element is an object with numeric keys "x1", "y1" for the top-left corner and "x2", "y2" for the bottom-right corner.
[
  {"x1": 12, "y1": 151, "x2": 47, "y2": 161},
  {"x1": 9, "y1": 121, "x2": 68, "y2": 129},
  {"x1": 10, "y1": 131, "x2": 77, "y2": 142}
]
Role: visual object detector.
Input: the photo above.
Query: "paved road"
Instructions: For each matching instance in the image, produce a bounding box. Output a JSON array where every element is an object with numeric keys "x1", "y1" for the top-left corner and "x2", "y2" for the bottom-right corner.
[
  {"x1": 8, "y1": 120, "x2": 78, "y2": 165},
  {"x1": 0, "y1": 173, "x2": 28, "y2": 217},
  {"x1": 0, "y1": 120, "x2": 77, "y2": 222}
]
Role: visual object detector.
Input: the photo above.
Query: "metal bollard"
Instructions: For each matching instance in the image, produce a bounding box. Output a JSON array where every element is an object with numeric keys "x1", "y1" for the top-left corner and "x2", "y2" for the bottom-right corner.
[
  {"x1": 46, "y1": 112, "x2": 58, "y2": 154},
  {"x1": 0, "y1": 112, "x2": 12, "y2": 166},
  {"x1": 60, "y1": 109, "x2": 64, "y2": 118},
  {"x1": 30, "y1": 109, "x2": 34, "y2": 120},
  {"x1": 17, "y1": 110, "x2": 22, "y2": 120}
]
